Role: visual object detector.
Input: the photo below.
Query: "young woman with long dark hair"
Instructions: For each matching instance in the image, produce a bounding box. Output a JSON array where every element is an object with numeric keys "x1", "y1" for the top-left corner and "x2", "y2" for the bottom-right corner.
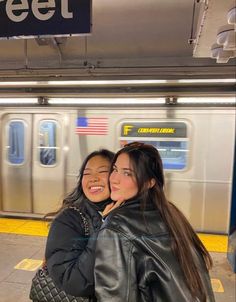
[
  {"x1": 45, "y1": 149, "x2": 114, "y2": 302},
  {"x1": 95, "y1": 142, "x2": 215, "y2": 302}
]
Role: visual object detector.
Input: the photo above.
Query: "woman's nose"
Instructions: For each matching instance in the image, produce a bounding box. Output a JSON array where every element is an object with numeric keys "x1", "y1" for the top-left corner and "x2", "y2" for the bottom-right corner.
[
  {"x1": 90, "y1": 174, "x2": 99, "y2": 182},
  {"x1": 110, "y1": 171, "x2": 119, "y2": 183}
]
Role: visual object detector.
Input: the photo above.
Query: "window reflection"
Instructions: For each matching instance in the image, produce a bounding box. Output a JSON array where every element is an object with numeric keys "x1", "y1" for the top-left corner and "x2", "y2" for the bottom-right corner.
[
  {"x1": 120, "y1": 140, "x2": 188, "y2": 170},
  {"x1": 8, "y1": 121, "x2": 25, "y2": 164},
  {"x1": 39, "y1": 121, "x2": 57, "y2": 166}
]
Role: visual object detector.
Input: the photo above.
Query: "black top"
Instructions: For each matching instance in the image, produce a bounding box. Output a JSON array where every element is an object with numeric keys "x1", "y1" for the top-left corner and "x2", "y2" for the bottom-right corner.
[{"x1": 45, "y1": 198, "x2": 104, "y2": 301}]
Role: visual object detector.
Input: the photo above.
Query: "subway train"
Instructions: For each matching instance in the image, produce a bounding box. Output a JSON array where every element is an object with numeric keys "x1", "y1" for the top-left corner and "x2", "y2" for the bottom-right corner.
[{"x1": 0, "y1": 98, "x2": 235, "y2": 235}]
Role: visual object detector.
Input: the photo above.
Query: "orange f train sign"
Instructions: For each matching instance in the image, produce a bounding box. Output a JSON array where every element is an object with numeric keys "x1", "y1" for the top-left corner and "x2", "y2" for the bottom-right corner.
[
  {"x1": 0, "y1": 0, "x2": 91, "y2": 38},
  {"x1": 121, "y1": 122, "x2": 187, "y2": 138}
]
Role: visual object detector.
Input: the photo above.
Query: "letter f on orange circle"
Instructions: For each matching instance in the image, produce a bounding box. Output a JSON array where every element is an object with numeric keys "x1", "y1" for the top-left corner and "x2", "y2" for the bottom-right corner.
[{"x1": 123, "y1": 125, "x2": 133, "y2": 136}]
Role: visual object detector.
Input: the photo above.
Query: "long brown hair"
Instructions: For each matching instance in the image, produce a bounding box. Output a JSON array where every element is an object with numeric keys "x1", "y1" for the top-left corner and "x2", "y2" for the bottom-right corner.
[{"x1": 112, "y1": 142, "x2": 212, "y2": 301}]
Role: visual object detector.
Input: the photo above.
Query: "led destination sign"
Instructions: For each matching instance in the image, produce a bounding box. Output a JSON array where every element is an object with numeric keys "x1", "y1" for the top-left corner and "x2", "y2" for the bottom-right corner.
[
  {"x1": 121, "y1": 122, "x2": 187, "y2": 138},
  {"x1": 0, "y1": 0, "x2": 91, "y2": 38}
]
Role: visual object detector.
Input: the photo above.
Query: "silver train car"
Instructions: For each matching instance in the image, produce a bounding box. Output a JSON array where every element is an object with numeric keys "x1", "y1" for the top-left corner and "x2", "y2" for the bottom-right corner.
[{"x1": 0, "y1": 102, "x2": 235, "y2": 234}]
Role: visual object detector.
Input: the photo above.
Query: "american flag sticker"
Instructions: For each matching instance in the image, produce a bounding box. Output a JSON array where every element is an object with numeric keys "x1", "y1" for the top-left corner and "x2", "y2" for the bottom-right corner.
[{"x1": 76, "y1": 117, "x2": 108, "y2": 135}]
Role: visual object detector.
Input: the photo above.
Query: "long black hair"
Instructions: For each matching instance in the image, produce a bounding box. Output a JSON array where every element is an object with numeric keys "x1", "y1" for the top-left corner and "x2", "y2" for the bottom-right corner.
[
  {"x1": 112, "y1": 142, "x2": 212, "y2": 302},
  {"x1": 46, "y1": 149, "x2": 114, "y2": 218}
]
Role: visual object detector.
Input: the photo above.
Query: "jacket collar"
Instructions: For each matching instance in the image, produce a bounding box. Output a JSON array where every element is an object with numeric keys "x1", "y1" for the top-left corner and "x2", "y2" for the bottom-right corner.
[{"x1": 102, "y1": 196, "x2": 156, "y2": 219}]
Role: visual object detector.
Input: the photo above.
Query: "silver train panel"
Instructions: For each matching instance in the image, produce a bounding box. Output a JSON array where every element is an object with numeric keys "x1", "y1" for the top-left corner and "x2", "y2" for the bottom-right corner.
[
  {"x1": 0, "y1": 107, "x2": 235, "y2": 234},
  {"x1": 1, "y1": 112, "x2": 65, "y2": 214},
  {"x1": 2, "y1": 114, "x2": 32, "y2": 212},
  {"x1": 32, "y1": 114, "x2": 65, "y2": 214}
]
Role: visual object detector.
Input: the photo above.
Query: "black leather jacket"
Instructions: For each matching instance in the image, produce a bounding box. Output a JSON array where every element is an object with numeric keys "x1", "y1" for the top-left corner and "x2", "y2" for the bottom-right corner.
[
  {"x1": 45, "y1": 199, "x2": 103, "y2": 302},
  {"x1": 95, "y1": 199, "x2": 215, "y2": 302}
]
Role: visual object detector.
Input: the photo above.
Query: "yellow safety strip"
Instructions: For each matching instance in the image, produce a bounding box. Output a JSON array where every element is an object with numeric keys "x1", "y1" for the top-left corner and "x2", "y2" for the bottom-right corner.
[
  {"x1": 197, "y1": 233, "x2": 228, "y2": 253},
  {"x1": 0, "y1": 218, "x2": 49, "y2": 236},
  {"x1": 0, "y1": 218, "x2": 228, "y2": 253}
]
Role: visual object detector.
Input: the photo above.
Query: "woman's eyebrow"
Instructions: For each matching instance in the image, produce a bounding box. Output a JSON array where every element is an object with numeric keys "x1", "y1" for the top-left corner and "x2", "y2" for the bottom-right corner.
[
  {"x1": 84, "y1": 167, "x2": 91, "y2": 171},
  {"x1": 118, "y1": 167, "x2": 134, "y2": 173},
  {"x1": 84, "y1": 165, "x2": 109, "y2": 171},
  {"x1": 113, "y1": 164, "x2": 133, "y2": 172}
]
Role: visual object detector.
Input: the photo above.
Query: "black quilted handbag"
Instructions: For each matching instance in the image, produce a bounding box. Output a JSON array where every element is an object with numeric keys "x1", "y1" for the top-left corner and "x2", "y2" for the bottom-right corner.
[
  {"x1": 29, "y1": 206, "x2": 90, "y2": 302},
  {"x1": 29, "y1": 266, "x2": 88, "y2": 302}
]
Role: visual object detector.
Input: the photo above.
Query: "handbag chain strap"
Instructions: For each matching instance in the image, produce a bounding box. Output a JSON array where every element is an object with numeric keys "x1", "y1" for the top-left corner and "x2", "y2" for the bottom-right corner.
[{"x1": 67, "y1": 206, "x2": 90, "y2": 236}]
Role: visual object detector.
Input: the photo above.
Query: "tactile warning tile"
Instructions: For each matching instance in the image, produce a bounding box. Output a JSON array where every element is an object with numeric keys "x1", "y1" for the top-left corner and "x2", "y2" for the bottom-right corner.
[
  {"x1": 197, "y1": 233, "x2": 228, "y2": 253},
  {"x1": 14, "y1": 258, "x2": 43, "y2": 271},
  {"x1": 210, "y1": 278, "x2": 224, "y2": 293},
  {"x1": 0, "y1": 218, "x2": 49, "y2": 236}
]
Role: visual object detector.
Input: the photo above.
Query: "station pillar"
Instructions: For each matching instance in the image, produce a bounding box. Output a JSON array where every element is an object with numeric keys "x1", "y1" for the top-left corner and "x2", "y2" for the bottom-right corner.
[{"x1": 227, "y1": 136, "x2": 236, "y2": 273}]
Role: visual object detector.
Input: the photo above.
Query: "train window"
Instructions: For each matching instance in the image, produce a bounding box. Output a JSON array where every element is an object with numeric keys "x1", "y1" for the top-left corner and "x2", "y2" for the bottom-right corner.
[
  {"x1": 119, "y1": 121, "x2": 189, "y2": 171},
  {"x1": 39, "y1": 121, "x2": 57, "y2": 166},
  {"x1": 120, "y1": 140, "x2": 188, "y2": 170},
  {"x1": 7, "y1": 121, "x2": 25, "y2": 164}
]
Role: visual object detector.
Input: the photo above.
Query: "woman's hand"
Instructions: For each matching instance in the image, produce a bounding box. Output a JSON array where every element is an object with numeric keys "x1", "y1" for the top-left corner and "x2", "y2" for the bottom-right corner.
[{"x1": 102, "y1": 199, "x2": 125, "y2": 217}]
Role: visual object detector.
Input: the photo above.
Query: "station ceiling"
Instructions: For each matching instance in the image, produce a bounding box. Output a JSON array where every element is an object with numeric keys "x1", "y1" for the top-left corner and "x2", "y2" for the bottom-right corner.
[{"x1": 0, "y1": 0, "x2": 235, "y2": 81}]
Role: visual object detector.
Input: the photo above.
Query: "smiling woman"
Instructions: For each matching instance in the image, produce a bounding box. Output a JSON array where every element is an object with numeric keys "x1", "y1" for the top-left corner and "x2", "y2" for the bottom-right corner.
[
  {"x1": 41, "y1": 149, "x2": 114, "y2": 302},
  {"x1": 82, "y1": 155, "x2": 111, "y2": 203}
]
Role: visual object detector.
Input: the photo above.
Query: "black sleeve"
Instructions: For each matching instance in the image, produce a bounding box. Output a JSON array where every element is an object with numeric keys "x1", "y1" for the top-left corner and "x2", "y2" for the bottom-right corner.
[
  {"x1": 45, "y1": 208, "x2": 98, "y2": 297},
  {"x1": 95, "y1": 227, "x2": 135, "y2": 302}
]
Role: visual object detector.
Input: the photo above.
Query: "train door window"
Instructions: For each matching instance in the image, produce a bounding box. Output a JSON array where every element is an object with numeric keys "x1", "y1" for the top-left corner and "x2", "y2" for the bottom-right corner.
[
  {"x1": 7, "y1": 120, "x2": 25, "y2": 164},
  {"x1": 119, "y1": 121, "x2": 189, "y2": 171},
  {"x1": 39, "y1": 120, "x2": 58, "y2": 166}
]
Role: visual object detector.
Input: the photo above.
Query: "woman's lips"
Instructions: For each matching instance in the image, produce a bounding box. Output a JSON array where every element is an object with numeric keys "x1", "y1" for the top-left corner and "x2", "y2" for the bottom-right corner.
[{"x1": 111, "y1": 186, "x2": 119, "y2": 192}]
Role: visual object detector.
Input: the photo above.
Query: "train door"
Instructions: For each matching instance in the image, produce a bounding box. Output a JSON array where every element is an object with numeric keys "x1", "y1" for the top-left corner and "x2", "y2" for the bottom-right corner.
[{"x1": 1, "y1": 113, "x2": 65, "y2": 214}]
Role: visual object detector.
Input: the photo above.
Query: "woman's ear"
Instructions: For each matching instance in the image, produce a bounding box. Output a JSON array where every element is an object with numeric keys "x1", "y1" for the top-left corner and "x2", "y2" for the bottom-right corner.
[{"x1": 148, "y1": 178, "x2": 156, "y2": 189}]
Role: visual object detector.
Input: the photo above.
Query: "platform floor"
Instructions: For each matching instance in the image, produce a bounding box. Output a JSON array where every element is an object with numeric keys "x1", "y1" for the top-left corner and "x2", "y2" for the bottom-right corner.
[{"x1": 0, "y1": 218, "x2": 235, "y2": 302}]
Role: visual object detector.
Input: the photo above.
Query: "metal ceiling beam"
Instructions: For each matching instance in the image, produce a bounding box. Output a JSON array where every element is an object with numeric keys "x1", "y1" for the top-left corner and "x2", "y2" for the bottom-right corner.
[{"x1": 0, "y1": 64, "x2": 235, "y2": 81}]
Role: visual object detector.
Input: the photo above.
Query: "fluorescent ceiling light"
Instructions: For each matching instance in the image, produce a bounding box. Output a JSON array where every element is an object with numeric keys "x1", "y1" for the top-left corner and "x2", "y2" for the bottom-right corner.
[
  {"x1": 48, "y1": 98, "x2": 166, "y2": 105},
  {"x1": 0, "y1": 80, "x2": 167, "y2": 87},
  {"x1": 178, "y1": 79, "x2": 236, "y2": 83},
  {"x1": 178, "y1": 97, "x2": 236, "y2": 104},
  {"x1": 48, "y1": 80, "x2": 167, "y2": 85},
  {"x1": 0, "y1": 97, "x2": 234, "y2": 105},
  {"x1": 0, "y1": 78, "x2": 235, "y2": 87},
  {"x1": 0, "y1": 81, "x2": 40, "y2": 86},
  {"x1": 0, "y1": 98, "x2": 38, "y2": 104}
]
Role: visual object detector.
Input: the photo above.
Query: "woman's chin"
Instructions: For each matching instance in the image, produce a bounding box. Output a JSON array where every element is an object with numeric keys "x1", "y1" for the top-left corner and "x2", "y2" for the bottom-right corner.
[{"x1": 110, "y1": 194, "x2": 120, "y2": 201}]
